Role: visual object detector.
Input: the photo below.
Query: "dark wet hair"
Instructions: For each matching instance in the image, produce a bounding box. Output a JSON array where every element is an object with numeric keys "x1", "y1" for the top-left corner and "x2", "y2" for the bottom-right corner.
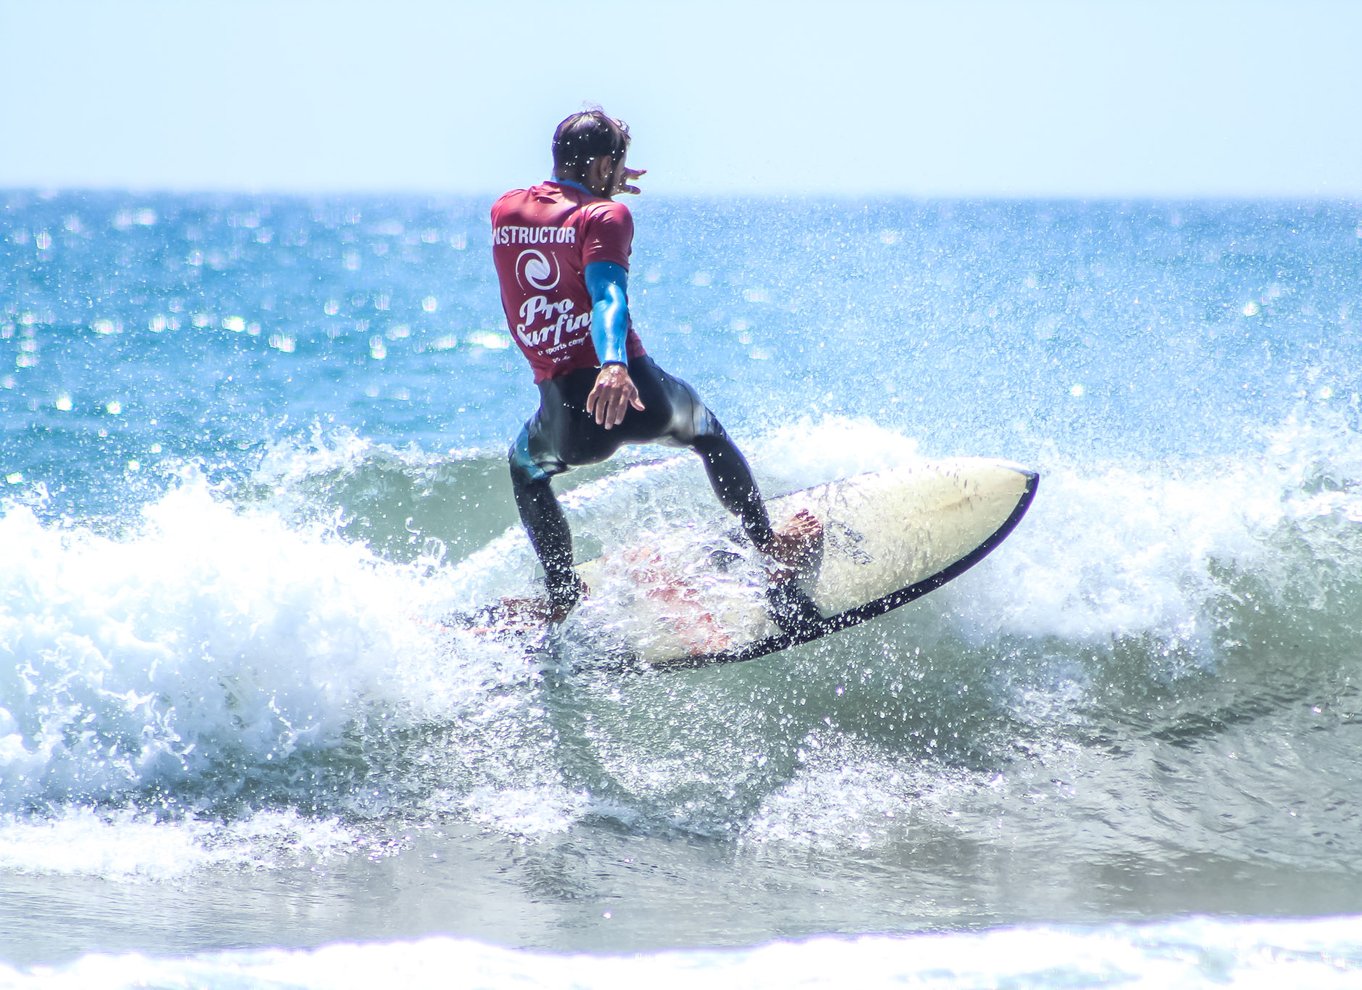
[{"x1": 551, "y1": 110, "x2": 630, "y2": 178}]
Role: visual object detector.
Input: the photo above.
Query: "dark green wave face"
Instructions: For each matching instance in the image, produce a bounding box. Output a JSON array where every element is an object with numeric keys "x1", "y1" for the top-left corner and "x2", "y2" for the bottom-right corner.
[{"x1": 3, "y1": 192, "x2": 1362, "y2": 967}]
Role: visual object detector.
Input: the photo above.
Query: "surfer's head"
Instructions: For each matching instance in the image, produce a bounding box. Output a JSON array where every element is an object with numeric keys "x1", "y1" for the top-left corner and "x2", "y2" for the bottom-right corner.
[{"x1": 552, "y1": 109, "x2": 631, "y2": 194}]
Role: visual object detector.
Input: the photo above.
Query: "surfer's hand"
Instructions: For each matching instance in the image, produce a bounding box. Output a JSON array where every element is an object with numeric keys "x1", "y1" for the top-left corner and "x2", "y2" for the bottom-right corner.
[
  {"x1": 610, "y1": 166, "x2": 646, "y2": 196},
  {"x1": 586, "y1": 364, "x2": 645, "y2": 429}
]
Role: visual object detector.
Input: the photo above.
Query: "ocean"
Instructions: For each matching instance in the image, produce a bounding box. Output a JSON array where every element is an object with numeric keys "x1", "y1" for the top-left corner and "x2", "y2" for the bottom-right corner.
[{"x1": 2, "y1": 189, "x2": 1361, "y2": 987}]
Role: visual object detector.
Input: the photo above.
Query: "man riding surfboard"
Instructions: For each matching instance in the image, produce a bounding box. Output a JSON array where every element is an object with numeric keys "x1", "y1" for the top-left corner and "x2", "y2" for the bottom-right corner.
[{"x1": 491, "y1": 109, "x2": 821, "y2": 622}]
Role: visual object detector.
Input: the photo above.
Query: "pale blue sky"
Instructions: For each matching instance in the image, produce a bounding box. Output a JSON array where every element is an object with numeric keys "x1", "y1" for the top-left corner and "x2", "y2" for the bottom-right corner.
[{"x1": 3, "y1": 0, "x2": 1359, "y2": 197}]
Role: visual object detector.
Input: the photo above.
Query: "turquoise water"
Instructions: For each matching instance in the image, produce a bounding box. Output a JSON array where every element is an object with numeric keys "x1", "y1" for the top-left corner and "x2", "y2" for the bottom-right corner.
[{"x1": 3, "y1": 191, "x2": 1362, "y2": 986}]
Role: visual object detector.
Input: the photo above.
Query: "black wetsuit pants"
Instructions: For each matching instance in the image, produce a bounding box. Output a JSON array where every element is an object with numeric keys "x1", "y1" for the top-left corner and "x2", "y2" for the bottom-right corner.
[{"x1": 508, "y1": 356, "x2": 775, "y2": 609}]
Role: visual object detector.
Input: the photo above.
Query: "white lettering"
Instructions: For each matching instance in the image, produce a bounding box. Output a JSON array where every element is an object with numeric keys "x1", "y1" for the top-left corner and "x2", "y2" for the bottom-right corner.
[
  {"x1": 494, "y1": 225, "x2": 576, "y2": 246},
  {"x1": 515, "y1": 294, "x2": 591, "y2": 348}
]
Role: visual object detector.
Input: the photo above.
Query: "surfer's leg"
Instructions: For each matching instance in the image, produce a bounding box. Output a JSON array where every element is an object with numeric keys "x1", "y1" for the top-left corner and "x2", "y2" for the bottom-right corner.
[
  {"x1": 506, "y1": 366, "x2": 653, "y2": 616},
  {"x1": 695, "y1": 427, "x2": 823, "y2": 568},
  {"x1": 509, "y1": 420, "x2": 583, "y2": 614},
  {"x1": 640, "y1": 358, "x2": 822, "y2": 566},
  {"x1": 631, "y1": 358, "x2": 778, "y2": 549},
  {"x1": 691, "y1": 426, "x2": 775, "y2": 548}
]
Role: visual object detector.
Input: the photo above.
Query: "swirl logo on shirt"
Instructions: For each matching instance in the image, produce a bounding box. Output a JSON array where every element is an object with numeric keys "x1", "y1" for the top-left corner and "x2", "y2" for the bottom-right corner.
[{"x1": 515, "y1": 249, "x2": 560, "y2": 291}]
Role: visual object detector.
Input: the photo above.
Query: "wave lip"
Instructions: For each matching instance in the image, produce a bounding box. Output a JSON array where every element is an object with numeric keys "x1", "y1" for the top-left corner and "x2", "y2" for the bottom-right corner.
[{"x1": 0, "y1": 471, "x2": 449, "y2": 812}]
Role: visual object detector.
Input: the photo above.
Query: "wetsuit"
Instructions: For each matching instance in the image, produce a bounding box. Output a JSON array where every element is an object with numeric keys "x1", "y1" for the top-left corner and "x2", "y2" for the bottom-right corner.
[{"x1": 491, "y1": 179, "x2": 776, "y2": 610}]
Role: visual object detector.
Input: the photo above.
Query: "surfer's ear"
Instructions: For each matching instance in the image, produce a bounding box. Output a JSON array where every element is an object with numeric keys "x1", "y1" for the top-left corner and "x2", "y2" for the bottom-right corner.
[{"x1": 584, "y1": 155, "x2": 617, "y2": 197}]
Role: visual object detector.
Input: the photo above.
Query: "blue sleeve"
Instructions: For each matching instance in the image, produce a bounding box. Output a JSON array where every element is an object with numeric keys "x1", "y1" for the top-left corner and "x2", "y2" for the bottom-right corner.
[{"x1": 584, "y1": 261, "x2": 629, "y2": 366}]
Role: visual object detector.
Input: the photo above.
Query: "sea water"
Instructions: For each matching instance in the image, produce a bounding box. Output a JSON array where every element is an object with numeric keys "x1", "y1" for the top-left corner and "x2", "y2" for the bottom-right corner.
[{"x1": 2, "y1": 191, "x2": 1361, "y2": 987}]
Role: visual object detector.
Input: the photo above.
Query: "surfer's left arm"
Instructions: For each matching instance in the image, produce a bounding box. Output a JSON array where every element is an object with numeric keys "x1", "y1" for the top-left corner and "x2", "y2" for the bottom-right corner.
[{"x1": 585, "y1": 261, "x2": 644, "y2": 429}]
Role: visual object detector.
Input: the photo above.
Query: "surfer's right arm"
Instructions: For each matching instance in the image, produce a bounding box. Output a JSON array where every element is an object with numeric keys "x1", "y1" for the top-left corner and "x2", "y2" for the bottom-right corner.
[{"x1": 584, "y1": 261, "x2": 644, "y2": 429}]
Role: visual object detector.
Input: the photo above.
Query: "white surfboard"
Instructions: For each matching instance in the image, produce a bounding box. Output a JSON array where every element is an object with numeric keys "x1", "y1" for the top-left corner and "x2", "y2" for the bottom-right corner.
[{"x1": 474, "y1": 457, "x2": 1038, "y2": 670}]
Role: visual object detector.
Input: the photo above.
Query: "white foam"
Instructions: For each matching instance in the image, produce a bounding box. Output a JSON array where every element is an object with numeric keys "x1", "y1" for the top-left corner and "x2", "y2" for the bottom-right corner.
[
  {"x1": 4, "y1": 916, "x2": 1362, "y2": 989},
  {"x1": 950, "y1": 460, "x2": 1265, "y2": 652},
  {"x1": 252, "y1": 423, "x2": 460, "y2": 493},
  {"x1": 744, "y1": 735, "x2": 995, "y2": 849},
  {"x1": 458, "y1": 784, "x2": 591, "y2": 837},
  {"x1": 924, "y1": 412, "x2": 1362, "y2": 665},
  {"x1": 0, "y1": 471, "x2": 458, "y2": 809},
  {"x1": 750, "y1": 414, "x2": 923, "y2": 493},
  {"x1": 0, "y1": 807, "x2": 362, "y2": 881}
]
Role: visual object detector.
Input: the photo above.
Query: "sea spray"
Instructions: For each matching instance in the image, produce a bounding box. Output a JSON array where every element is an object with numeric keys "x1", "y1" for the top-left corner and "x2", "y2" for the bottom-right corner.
[{"x1": 0, "y1": 471, "x2": 456, "y2": 813}]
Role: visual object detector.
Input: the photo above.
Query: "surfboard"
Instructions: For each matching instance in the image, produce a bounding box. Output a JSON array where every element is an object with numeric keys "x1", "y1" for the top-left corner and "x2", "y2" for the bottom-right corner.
[
  {"x1": 452, "y1": 457, "x2": 1035, "y2": 672},
  {"x1": 458, "y1": 457, "x2": 1037, "y2": 671}
]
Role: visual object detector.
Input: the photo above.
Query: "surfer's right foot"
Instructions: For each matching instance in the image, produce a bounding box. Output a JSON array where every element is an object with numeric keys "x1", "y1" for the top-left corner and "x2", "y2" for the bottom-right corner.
[{"x1": 760, "y1": 509, "x2": 824, "y2": 573}]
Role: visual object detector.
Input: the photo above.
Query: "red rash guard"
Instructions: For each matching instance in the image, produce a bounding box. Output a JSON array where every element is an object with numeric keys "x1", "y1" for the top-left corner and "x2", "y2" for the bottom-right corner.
[{"x1": 490, "y1": 181, "x2": 647, "y2": 383}]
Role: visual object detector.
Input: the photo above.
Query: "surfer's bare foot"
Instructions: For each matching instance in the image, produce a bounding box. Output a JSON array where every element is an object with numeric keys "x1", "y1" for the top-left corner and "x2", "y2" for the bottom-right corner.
[
  {"x1": 761, "y1": 509, "x2": 824, "y2": 575},
  {"x1": 499, "y1": 575, "x2": 587, "y2": 626}
]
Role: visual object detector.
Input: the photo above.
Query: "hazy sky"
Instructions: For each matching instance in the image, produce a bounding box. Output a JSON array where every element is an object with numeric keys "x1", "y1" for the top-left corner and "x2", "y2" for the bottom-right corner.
[{"x1": 3, "y1": 0, "x2": 1359, "y2": 198}]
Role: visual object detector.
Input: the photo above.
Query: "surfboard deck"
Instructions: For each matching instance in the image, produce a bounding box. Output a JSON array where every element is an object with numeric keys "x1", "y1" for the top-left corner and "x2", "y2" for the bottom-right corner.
[{"x1": 454, "y1": 457, "x2": 1038, "y2": 671}]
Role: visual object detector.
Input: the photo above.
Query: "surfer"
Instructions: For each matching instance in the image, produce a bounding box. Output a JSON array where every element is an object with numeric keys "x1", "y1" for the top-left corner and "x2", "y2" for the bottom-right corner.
[{"x1": 491, "y1": 108, "x2": 821, "y2": 621}]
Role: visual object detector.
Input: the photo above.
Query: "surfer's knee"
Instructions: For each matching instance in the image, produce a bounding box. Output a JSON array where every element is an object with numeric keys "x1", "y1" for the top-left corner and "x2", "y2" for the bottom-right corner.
[
  {"x1": 508, "y1": 429, "x2": 555, "y2": 489},
  {"x1": 674, "y1": 381, "x2": 719, "y2": 445}
]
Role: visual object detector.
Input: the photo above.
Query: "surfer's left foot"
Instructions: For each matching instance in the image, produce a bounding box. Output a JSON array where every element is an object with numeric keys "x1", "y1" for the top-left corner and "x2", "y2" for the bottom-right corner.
[
  {"x1": 546, "y1": 572, "x2": 587, "y2": 621},
  {"x1": 761, "y1": 509, "x2": 824, "y2": 576}
]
